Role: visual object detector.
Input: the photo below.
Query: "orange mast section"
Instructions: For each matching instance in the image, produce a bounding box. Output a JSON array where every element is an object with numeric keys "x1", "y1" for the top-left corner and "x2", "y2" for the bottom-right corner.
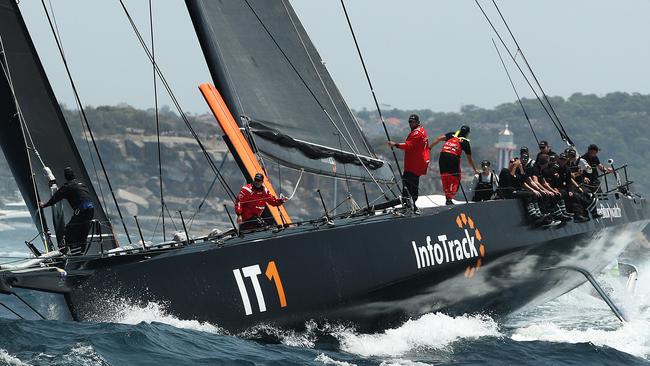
[{"x1": 199, "y1": 83, "x2": 291, "y2": 225}]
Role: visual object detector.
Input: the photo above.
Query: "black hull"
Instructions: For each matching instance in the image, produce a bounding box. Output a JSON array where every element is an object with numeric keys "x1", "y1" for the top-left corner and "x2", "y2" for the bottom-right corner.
[{"x1": 50, "y1": 194, "x2": 650, "y2": 331}]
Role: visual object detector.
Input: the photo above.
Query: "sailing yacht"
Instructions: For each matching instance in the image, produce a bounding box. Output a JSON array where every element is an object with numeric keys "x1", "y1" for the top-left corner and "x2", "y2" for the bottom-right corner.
[{"x1": 0, "y1": 0, "x2": 648, "y2": 332}]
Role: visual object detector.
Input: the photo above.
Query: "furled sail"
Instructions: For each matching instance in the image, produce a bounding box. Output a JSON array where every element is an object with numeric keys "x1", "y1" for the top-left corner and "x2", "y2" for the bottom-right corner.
[
  {"x1": 186, "y1": 0, "x2": 394, "y2": 183},
  {"x1": 0, "y1": 0, "x2": 115, "y2": 252}
]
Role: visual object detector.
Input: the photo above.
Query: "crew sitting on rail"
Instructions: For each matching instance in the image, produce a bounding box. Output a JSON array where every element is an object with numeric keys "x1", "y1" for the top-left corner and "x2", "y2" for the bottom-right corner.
[
  {"x1": 496, "y1": 157, "x2": 550, "y2": 226},
  {"x1": 235, "y1": 173, "x2": 287, "y2": 231},
  {"x1": 39, "y1": 167, "x2": 95, "y2": 255},
  {"x1": 470, "y1": 160, "x2": 498, "y2": 202},
  {"x1": 529, "y1": 154, "x2": 573, "y2": 223},
  {"x1": 566, "y1": 147, "x2": 591, "y2": 185},
  {"x1": 546, "y1": 153, "x2": 594, "y2": 223},
  {"x1": 535, "y1": 140, "x2": 555, "y2": 167},
  {"x1": 429, "y1": 125, "x2": 478, "y2": 205},
  {"x1": 581, "y1": 144, "x2": 612, "y2": 193}
]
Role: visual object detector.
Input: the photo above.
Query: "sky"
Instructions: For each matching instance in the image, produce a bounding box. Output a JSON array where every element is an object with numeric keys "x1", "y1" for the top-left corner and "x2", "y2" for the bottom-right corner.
[{"x1": 18, "y1": 0, "x2": 650, "y2": 115}]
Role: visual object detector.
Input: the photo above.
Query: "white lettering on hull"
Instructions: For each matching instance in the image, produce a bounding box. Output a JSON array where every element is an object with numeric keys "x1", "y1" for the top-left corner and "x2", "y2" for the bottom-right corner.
[
  {"x1": 597, "y1": 203, "x2": 622, "y2": 220},
  {"x1": 412, "y1": 232, "x2": 480, "y2": 269}
]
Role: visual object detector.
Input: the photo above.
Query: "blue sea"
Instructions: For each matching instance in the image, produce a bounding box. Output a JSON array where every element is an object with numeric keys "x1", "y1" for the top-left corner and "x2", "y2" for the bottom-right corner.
[{"x1": 1, "y1": 222, "x2": 650, "y2": 365}]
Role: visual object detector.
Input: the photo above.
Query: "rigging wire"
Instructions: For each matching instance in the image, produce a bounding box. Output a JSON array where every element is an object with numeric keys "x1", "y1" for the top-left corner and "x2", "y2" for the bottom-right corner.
[
  {"x1": 45, "y1": 0, "x2": 111, "y2": 221},
  {"x1": 242, "y1": 0, "x2": 388, "y2": 198},
  {"x1": 281, "y1": 0, "x2": 368, "y2": 158},
  {"x1": 0, "y1": 37, "x2": 51, "y2": 251},
  {"x1": 188, "y1": 150, "x2": 230, "y2": 231},
  {"x1": 339, "y1": 0, "x2": 404, "y2": 186},
  {"x1": 0, "y1": 302, "x2": 23, "y2": 320},
  {"x1": 490, "y1": 0, "x2": 573, "y2": 146},
  {"x1": 12, "y1": 292, "x2": 45, "y2": 320},
  {"x1": 491, "y1": 38, "x2": 539, "y2": 145},
  {"x1": 118, "y1": 0, "x2": 236, "y2": 203},
  {"x1": 148, "y1": 0, "x2": 165, "y2": 242},
  {"x1": 40, "y1": 0, "x2": 133, "y2": 244},
  {"x1": 474, "y1": 0, "x2": 570, "y2": 146},
  {"x1": 280, "y1": 1, "x2": 360, "y2": 207}
]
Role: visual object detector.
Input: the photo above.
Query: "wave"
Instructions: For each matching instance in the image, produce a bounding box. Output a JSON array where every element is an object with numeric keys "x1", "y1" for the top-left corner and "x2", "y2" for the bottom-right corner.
[
  {"x1": 0, "y1": 349, "x2": 30, "y2": 366},
  {"x1": 330, "y1": 312, "x2": 501, "y2": 358},
  {"x1": 508, "y1": 259, "x2": 650, "y2": 360},
  {"x1": 314, "y1": 353, "x2": 356, "y2": 366},
  {"x1": 240, "y1": 320, "x2": 318, "y2": 347},
  {"x1": 106, "y1": 300, "x2": 224, "y2": 335}
]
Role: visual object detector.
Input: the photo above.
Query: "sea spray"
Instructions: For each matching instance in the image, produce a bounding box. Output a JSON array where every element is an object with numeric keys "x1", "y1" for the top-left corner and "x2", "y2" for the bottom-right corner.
[
  {"x1": 104, "y1": 299, "x2": 223, "y2": 335},
  {"x1": 330, "y1": 313, "x2": 501, "y2": 357},
  {"x1": 508, "y1": 259, "x2": 650, "y2": 360},
  {"x1": 0, "y1": 349, "x2": 30, "y2": 366}
]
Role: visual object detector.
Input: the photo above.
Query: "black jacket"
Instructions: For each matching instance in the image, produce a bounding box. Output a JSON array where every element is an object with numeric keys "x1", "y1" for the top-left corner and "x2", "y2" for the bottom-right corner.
[{"x1": 43, "y1": 179, "x2": 94, "y2": 210}]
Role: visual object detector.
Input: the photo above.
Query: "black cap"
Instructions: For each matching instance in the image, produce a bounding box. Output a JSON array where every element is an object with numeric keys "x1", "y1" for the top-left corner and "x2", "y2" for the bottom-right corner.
[
  {"x1": 520, "y1": 146, "x2": 529, "y2": 153},
  {"x1": 558, "y1": 153, "x2": 568, "y2": 160},
  {"x1": 408, "y1": 114, "x2": 420, "y2": 123},
  {"x1": 588, "y1": 144, "x2": 599, "y2": 151},
  {"x1": 253, "y1": 173, "x2": 264, "y2": 181},
  {"x1": 481, "y1": 160, "x2": 491, "y2": 167},
  {"x1": 538, "y1": 140, "x2": 549, "y2": 148},
  {"x1": 63, "y1": 167, "x2": 75, "y2": 181}
]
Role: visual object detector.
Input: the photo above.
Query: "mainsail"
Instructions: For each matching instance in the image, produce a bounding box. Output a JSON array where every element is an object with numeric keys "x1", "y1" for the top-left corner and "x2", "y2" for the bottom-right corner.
[
  {"x1": 0, "y1": 0, "x2": 114, "y2": 252},
  {"x1": 186, "y1": 0, "x2": 394, "y2": 183}
]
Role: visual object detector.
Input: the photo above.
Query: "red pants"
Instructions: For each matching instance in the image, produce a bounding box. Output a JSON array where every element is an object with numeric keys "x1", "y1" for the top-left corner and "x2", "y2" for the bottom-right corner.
[{"x1": 441, "y1": 172, "x2": 461, "y2": 200}]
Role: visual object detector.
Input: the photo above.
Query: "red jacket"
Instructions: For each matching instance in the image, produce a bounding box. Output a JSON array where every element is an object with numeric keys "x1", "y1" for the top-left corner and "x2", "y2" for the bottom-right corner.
[
  {"x1": 235, "y1": 183, "x2": 284, "y2": 221},
  {"x1": 397, "y1": 126, "x2": 430, "y2": 176}
]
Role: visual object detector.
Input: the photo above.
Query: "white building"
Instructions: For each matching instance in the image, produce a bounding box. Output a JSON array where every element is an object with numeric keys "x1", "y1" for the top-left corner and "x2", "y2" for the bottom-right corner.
[{"x1": 495, "y1": 124, "x2": 516, "y2": 172}]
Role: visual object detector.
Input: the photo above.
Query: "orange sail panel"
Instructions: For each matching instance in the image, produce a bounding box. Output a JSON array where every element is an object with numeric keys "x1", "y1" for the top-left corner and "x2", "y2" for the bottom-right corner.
[{"x1": 199, "y1": 83, "x2": 291, "y2": 225}]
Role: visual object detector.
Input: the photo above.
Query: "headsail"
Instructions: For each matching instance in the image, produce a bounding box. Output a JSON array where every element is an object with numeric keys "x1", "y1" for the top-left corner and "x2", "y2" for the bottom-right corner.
[
  {"x1": 0, "y1": 0, "x2": 115, "y2": 252},
  {"x1": 186, "y1": 0, "x2": 394, "y2": 183}
]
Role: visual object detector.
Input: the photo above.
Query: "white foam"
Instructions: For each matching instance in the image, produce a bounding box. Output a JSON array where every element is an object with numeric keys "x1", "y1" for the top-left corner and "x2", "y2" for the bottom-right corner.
[
  {"x1": 108, "y1": 301, "x2": 224, "y2": 335},
  {"x1": 0, "y1": 349, "x2": 30, "y2": 366},
  {"x1": 333, "y1": 313, "x2": 501, "y2": 357},
  {"x1": 511, "y1": 320, "x2": 650, "y2": 358},
  {"x1": 240, "y1": 320, "x2": 317, "y2": 347},
  {"x1": 60, "y1": 344, "x2": 107, "y2": 366},
  {"x1": 314, "y1": 353, "x2": 356, "y2": 366},
  {"x1": 379, "y1": 360, "x2": 431, "y2": 366},
  {"x1": 509, "y1": 259, "x2": 650, "y2": 360}
]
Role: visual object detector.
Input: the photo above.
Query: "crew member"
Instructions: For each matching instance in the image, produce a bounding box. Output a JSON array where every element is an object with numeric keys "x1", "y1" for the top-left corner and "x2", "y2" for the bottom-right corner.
[
  {"x1": 388, "y1": 114, "x2": 429, "y2": 213},
  {"x1": 429, "y1": 125, "x2": 478, "y2": 205},
  {"x1": 581, "y1": 144, "x2": 612, "y2": 192},
  {"x1": 39, "y1": 167, "x2": 94, "y2": 255},
  {"x1": 471, "y1": 160, "x2": 498, "y2": 202},
  {"x1": 535, "y1": 140, "x2": 555, "y2": 166},
  {"x1": 235, "y1": 173, "x2": 287, "y2": 230}
]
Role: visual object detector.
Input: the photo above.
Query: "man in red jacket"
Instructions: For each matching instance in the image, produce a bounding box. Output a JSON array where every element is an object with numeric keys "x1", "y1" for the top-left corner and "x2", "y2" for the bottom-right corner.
[
  {"x1": 388, "y1": 114, "x2": 430, "y2": 213},
  {"x1": 235, "y1": 173, "x2": 287, "y2": 230}
]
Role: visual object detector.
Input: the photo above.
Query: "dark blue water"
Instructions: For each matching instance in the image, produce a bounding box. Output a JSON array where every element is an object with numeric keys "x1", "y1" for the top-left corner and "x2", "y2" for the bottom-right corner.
[{"x1": 2, "y1": 223, "x2": 650, "y2": 366}]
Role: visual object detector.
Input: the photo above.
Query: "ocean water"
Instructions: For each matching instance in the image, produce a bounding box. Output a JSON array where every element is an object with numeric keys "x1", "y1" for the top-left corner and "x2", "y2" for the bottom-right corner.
[{"x1": 1, "y1": 223, "x2": 650, "y2": 365}]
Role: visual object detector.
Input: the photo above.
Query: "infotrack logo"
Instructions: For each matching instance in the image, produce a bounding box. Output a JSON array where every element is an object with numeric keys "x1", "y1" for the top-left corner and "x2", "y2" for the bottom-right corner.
[
  {"x1": 411, "y1": 213, "x2": 485, "y2": 278},
  {"x1": 596, "y1": 203, "x2": 622, "y2": 220}
]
